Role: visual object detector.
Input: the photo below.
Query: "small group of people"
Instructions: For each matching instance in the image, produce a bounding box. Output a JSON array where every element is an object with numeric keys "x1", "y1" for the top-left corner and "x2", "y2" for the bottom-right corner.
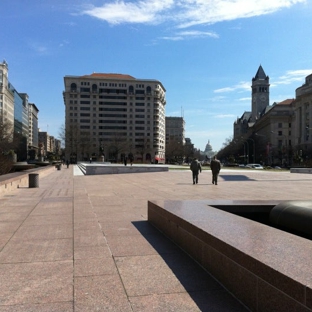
[
  {"x1": 190, "y1": 156, "x2": 221, "y2": 185},
  {"x1": 124, "y1": 154, "x2": 134, "y2": 166}
]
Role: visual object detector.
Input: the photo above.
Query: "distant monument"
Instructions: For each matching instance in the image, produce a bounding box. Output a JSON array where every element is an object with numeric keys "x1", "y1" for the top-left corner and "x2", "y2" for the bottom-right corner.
[{"x1": 202, "y1": 140, "x2": 215, "y2": 159}]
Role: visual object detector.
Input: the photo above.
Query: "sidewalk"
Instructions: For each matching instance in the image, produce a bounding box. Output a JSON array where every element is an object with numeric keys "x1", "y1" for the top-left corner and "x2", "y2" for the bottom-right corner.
[{"x1": 1, "y1": 166, "x2": 312, "y2": 311}]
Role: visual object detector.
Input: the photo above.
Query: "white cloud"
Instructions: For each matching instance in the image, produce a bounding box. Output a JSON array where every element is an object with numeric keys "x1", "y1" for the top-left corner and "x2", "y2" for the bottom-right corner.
[
  {"x1": 174, "y1": 0, "x2": 306, "y2": 28},
  {"x1": 214, "y1": 81, "x2": 250, "y2": 93},
  {"x1": 177, "y1": 30, "x2": 219, "y2": 38},
  {"x1": 28, "y1": 42, "x2": 49, "y2": 55},
  {"x1": 274, "y1": 69, "x2": 312, "y2": 85},
  {"x1": 215, "y1": 114, "x2": 236, "y2": 118},
  {"x1": 80, "y1": 0, "x2": 306, "y2": 28},
  {"x1": 160, "y1": 30, "x2": 218, "y2": 40},
  {"x1": 81, "y1": 0, "x2": 174, "y2": 25}
]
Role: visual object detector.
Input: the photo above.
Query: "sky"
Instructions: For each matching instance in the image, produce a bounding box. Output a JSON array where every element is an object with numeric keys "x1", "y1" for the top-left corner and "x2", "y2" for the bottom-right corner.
[{"x1": 1, "y1": 0, "x2": 312, "y2": 152}]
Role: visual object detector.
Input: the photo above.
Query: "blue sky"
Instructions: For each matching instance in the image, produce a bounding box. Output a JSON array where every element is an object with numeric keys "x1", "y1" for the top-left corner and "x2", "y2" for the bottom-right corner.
[{"x1": 2, "y1": 0, "x2": 312, "y2": 152}]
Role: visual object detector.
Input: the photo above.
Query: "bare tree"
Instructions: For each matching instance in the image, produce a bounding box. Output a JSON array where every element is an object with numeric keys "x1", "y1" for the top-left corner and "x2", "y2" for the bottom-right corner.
[
  {"x1": 0, "y1": 120, "x2": 15, "y2": 175},
  {"x1": 135, "y1": 136, "x2": 152, "y2": 163},
  {"x1": 106, "y1": 133, "x2": 130, "y2": 162},
  {"x1": 166, "y1": 138, "x2": 184, "y2": 163}
]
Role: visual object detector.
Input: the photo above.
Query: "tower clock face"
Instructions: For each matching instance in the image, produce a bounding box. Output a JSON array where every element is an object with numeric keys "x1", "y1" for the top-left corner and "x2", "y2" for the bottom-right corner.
[{"x1": 260, "y1": 95, "x2": 266, "y2": 102}]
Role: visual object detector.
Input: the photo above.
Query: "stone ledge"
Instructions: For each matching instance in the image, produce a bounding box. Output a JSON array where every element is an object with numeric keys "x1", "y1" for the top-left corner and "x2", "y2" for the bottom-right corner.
[
  {"x1": 290, "y1": 168, "x2": 312, "y2": 174},
  {"x1": 148, "y1": 199, "x2": 312, "y2": 312},
  {"x1": 78, "y1": 163, "x2": 169, "y2": 175},
  {"x1": 0, "y1": 165, "x2": 56, "y2": 195}
]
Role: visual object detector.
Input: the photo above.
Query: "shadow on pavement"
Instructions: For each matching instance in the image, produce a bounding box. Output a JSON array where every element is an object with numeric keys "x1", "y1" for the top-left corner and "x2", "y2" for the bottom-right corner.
[{"x1": 132, "y1": 220, "x2": 248, "y2": 311}]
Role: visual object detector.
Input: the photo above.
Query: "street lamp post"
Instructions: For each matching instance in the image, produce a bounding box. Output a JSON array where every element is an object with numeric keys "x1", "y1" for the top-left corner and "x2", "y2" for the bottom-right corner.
[
  {"x1": 241, "y1": 137, "x2": 255, "y2": 163},
  {"x1": 255, "y1": 133, "x2": 271, "y2": 165},
  {"x1": 243, "y1": 141, "x2": 248, "y2": 164},
  {"x1": 271, "y1": 131, "x2": 288, "y2": 166},
  {"x1": 247, "y1": 138, "x2": 255, "y2": 163}
]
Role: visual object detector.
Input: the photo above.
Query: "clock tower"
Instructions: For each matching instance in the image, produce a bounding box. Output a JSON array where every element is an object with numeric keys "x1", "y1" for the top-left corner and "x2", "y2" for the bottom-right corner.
[{"x1": 251, "y1": 65, "x2": 270, "y2": 122}]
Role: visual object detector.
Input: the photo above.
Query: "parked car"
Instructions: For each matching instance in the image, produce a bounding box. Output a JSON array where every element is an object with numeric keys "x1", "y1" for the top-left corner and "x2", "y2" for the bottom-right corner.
[{"x1": 245, "y1": 164, "x2": 264, "y2": 169}]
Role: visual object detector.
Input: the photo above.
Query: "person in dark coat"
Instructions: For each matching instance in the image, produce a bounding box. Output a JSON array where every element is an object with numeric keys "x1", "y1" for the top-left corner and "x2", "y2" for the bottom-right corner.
[
  {"x1": 190, "y1": 158, "x2": 202, "y2": 184},
  {"x1": 210, "y1": 156, "x2": 221, "y2": 185},
  {"x1": 128, "y1": 153, "x2": 134, "y2": 166}
]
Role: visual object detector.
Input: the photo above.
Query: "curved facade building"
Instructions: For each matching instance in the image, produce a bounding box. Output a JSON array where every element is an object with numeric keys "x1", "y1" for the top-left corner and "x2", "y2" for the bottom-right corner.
[{"x1": 63, "y1": 73, "x2": 166, "y2": 163}]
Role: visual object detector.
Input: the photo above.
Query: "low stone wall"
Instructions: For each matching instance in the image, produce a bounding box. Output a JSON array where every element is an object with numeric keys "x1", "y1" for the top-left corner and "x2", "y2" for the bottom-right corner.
[
  {"x1": 0, "y1": 165, "x2": 56, "y2": 196},
  {"x1": 78, "y1": 163, "x2": 169, "y2": 175},
  {"x1": 290, "y1": 168, "x2": 312, "y2": 174},
  {"x1": 148, "y1": 199, "x2": 312, "y2": 312}
]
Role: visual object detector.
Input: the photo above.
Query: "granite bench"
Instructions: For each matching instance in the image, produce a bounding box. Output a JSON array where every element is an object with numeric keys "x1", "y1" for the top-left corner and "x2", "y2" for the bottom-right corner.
[{"x1": 148, "y1": 199, "x2": 312, "y2": 311}]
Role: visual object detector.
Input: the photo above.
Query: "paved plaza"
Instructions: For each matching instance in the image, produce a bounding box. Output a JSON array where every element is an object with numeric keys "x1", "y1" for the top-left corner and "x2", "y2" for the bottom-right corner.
[{"x1": 1, "y1": 166, "x2": 312, "y2": 311}]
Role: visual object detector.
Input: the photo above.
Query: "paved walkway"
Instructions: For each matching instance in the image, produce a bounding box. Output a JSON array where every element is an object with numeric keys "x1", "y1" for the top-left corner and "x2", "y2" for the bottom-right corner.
[{"x1": 1, "y1": 166, "x2": 312, "y2": 311}]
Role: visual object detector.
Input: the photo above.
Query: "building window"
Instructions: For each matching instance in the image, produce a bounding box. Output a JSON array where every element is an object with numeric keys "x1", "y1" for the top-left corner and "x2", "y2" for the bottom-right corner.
[{"x1": 70, "y1": 83, "x2": 77, "y2": 91}]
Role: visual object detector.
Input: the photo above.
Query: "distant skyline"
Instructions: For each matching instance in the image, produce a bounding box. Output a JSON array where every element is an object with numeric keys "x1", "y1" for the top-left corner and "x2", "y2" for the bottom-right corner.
[{"x1": 1, "y1": 0, "x2": 312, "y2": 151}]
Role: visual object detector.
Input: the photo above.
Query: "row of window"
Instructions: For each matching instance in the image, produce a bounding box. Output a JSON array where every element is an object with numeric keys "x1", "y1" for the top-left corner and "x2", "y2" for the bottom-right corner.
[
  {"x1": 69, "y1": 117, "x2": 157, "y2": 125},
  {"x1": 71, "y1": 83, "x2": 153, "y2": 93},
  {"x1": 69, "y1": 104, "x2": 153, "y2": 110},
  {"x1": 77, "y1": 81, "x2": 160, "y2": 89},
  {"x1": 70, "y1": 108, "x2": 146, "y2": 116}
]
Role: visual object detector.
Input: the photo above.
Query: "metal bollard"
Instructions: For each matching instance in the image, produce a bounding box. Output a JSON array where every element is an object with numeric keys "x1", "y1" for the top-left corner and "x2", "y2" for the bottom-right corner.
[{"x1": 29, "y1": 173, "x2": 39, "y2": 188}]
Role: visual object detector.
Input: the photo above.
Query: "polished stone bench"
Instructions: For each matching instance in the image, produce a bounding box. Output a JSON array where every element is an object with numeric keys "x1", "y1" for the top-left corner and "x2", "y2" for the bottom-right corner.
[{"x1": 148, "y1": 199, "x2": 312, "y2": 312}]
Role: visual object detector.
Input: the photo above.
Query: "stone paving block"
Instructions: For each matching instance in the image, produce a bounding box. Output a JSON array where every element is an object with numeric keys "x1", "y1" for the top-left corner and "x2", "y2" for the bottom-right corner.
[
  {"x1": 74, "y1": 257, "x2": 118, "y2": 277},
  {"x1": 0, "y1": 221, "x2": 21, "y2": 233},
  {"x1": 22, "y1": 214, "x2": 73, "y2": 226},
  {"x1": 115, "y1": 254, "x2": 222, "y2": 297},
  {"x1": 0, "y1": 212, "x2": 31, "y2": 222},
  {"x1": 74, "y1": 230, "x2": 106, "y2": 248},
  {"x1": 74, "y1": 220, "x2": 101, "y2": 231},
  {"x1": 0, "y1": 238, "x2": 73, "y2": 263},
  {"x1": 106, "y1": 233, "x2": 180, "y2": 257},
  {"x1": 129, "y1": 293, "x2": 203, "y2": 312},
  {"x1": 30, "y1": 206, "x2": 73, "y2": 216},
  {"x1": 129, "y1": 290, "x2": 249, "y2": 312},
  {"x1": 96, "y1": 211, "x2": 145, "y2": 222},
  {"x1": 74, "y1": 275, "x2": 132, "y2": 311},
  {"x1": 74, "y1": 245, "x2": 112, "y2": 260},
  {"x1": 0, "y1": 232, "x2": 13, "y2": 249},
  {"x1": 100, "y1": 220, "x2": 160, "y2": 237},
  {"x1": 0, "y1": 261, "x2": 73, "y2": 305},
  {"x1": 14, "y1": 224, "x2": 73, "y2": 240},
  {"x1": 0, "y1": 302, "x2": 74, "y2": 312}
]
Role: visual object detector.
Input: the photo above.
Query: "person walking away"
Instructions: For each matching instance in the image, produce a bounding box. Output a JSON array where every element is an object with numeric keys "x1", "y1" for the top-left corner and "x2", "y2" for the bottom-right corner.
[
  {"x1": 128, "y1": 153, "x2": 134, "y2": 166},
  {"x1": 210, "y1": 156, "x2": 221, "y2": 185},
  {"x1": 124, "y1": 155, "x2": 128, "y2": 166},
  {"x1": 190, "y1": 158, "x2": 202, "y2": 184}
]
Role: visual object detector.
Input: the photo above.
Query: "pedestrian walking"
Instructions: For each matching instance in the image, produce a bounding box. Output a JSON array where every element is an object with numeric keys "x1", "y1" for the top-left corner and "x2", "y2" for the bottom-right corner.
[
  {"x1": 190, "y1": 158, "x2": 202, "y2": 184},
  {"x1": 210, "y1": 156, "x2": 221, "y2": 185},
  {"x1": 124, "y1": 155, "x2": 128, "y2": 166},
  {"x1": 128, "y1": 153, "x2": 134, "y2": 166}
]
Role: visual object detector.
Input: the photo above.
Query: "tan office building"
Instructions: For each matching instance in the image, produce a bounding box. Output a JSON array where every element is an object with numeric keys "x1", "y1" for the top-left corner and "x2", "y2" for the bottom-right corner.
[
  {"x1": 0, "y1": 61, "x2": 14, "y2": 126},
  {"x1": 63, "y1": 73, "x2": 166, "y2": 163}
]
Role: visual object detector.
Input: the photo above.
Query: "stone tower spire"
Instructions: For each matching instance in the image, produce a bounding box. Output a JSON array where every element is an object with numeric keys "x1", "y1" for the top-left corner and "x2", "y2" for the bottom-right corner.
[{"x1": 251, "y1": 65, "x2": 270, "y2": 122}]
